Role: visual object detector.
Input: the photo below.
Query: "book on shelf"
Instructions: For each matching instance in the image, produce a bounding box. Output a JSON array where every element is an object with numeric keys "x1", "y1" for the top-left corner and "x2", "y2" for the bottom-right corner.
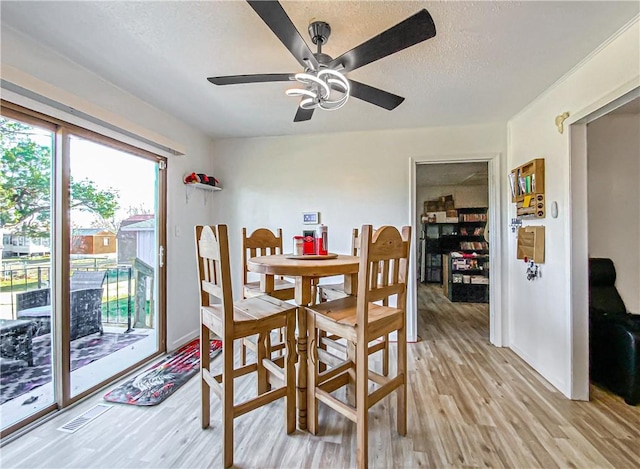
[
  {"x1": 459, "y1": 213, "x2": 488, "y2": 222},
  {"x1": 459, "y1": 241, "x2": 489, "y2": 250}
]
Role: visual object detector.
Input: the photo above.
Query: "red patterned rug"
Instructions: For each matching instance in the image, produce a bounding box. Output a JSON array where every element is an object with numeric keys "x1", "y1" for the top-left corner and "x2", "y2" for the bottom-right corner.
[{"x1": 103, "y1": 338, "x2": 222, "y2": 406}]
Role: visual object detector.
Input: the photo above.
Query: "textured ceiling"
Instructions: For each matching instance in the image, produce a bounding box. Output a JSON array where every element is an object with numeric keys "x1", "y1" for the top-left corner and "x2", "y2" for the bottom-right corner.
[{"x1": 1, "y1": 1, "x2": 638, "y2": 139}]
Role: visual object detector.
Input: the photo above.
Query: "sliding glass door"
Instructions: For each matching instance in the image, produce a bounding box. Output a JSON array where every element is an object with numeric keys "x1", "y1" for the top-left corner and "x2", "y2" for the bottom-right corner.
[
  {"x1": 0, "y1": 115, "x2": 56, "y2": 431},
  {"x1": 0, "y1": 103, "x2": 166, "y2": 436},
  {"x1": 68, "y1": 136, "x2": 160, "y2": 397}
]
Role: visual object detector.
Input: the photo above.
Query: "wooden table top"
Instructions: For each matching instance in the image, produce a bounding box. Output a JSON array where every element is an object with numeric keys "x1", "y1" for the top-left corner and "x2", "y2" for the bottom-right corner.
[{"x1": 248, "y1": 254, "x2": 359, "y2": 277}]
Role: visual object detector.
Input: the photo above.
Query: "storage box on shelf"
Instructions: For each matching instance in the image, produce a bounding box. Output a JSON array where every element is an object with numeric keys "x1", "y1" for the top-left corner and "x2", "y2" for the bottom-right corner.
[{"x1": 510, "y1": 158, "x2": 545, "y2": 218}]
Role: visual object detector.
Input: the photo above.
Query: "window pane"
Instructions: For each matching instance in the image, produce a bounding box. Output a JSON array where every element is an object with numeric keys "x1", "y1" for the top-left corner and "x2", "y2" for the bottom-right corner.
[
  {"x1": 0, "y1": 116, "x2": 55, "y2": 430},
  {"x1": 68, "y1": 136, "x2": 159, "y2": 398}
]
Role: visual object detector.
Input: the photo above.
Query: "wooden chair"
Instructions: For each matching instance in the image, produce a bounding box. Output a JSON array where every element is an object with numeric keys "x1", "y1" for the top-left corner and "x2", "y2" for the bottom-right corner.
[
  {"x1": 242, "y1": 228, "x2": 294, "y2": 300},
  {"x1": 316, "y1": 228, "x2": 360, "y2": 302},
  {"x1": 196, "y1": 225, "x2": 296, "y2": 468},
  {"x1": 316, "y1": 228, "x2": 390, "y2": 377},
  {"x1": 241, "y1": 227, "x2": 295, "y2": 365},
  {"x1": 305, "y1": 225, "x2": 411, "y2": 469}
]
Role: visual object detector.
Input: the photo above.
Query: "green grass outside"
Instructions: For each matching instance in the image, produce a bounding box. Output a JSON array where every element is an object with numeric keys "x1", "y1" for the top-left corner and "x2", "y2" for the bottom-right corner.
[
  {"x1": 0, "y1": 281, "x2": 49, "y2": 293},
  {"x1": 102, "y1": 297, "x2": 151, "y2": 323}
]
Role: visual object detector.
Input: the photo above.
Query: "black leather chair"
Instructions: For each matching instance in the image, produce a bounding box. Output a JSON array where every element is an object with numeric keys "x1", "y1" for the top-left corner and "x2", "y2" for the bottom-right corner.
[{"x1": 589, "y1": 258, "x2": 640, "y2": 405}]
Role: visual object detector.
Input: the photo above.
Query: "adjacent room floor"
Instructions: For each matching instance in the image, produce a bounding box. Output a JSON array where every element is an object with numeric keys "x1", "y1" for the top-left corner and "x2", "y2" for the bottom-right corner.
[{"x1": 2, "y1": 284, "x2": 639, "y2": 468}]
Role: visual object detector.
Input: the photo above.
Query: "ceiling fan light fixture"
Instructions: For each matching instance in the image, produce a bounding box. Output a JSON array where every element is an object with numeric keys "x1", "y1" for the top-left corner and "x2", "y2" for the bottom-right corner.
[
  {"x1": 299, "y1": 97, "x2": 318, "y2": 110},
  {"x1": 285, "y1": 88, "x2": 317, "y2": 99},
  {"x1": 286, "y1": 68, "x2": 350, "y2": 111}
]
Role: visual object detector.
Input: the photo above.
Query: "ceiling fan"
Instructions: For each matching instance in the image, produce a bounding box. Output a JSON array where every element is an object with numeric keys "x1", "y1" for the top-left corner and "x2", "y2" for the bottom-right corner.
[{"x1": 207, "y1": 0, "x2": 436, "y2": 122}]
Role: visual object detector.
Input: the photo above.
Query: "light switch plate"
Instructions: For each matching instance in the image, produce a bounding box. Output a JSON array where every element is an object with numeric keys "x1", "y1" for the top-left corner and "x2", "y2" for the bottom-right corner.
[{"x1": 303, "y1": 212, "x2": 319, "y2": 224}]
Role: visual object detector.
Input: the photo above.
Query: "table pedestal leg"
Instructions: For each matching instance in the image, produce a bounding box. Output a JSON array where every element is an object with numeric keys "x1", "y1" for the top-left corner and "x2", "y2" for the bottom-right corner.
[
  {"x1": 297, "y1": 306, "x2": 307, "y2": 431},
  {"x1": 294, "y1": 276, "x2": 313, "y2": 431}
]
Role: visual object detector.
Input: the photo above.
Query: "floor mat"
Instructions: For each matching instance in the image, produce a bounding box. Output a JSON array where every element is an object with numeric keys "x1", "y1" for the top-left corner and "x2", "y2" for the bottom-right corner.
[
  {"x1": 103, "y1": 338, "x2": 222, "y2": 406},
  {"x1": 0, "y1": 332, "x2": 146, "y2": 405}
]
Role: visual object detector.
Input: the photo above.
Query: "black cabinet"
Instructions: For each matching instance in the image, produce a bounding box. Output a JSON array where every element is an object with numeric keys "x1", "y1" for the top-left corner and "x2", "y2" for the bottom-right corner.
[{"x1": 419, "y1": 223, "x2": 456, "y2": 283}]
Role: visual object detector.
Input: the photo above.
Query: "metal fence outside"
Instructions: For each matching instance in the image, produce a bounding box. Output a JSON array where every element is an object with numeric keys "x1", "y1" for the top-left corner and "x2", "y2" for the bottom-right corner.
[{"x1": 0, "y1": 264, "x2": 137, "y2": 326}]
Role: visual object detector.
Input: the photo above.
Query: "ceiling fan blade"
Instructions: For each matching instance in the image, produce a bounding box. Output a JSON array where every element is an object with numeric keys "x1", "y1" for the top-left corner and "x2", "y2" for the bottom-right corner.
[
  {"x1": 294, "y1": 105, "x2": 314, "y2": 122},
  {"x1": 247, "y1": 0, "x2": 319, "y2": 70},
  {"x1": 208, "y1": 73, "x2": 294, "y2": 85},
  {"x1": 349, "y1": 80, "x2": 405, "y2": 110},
  {"x1": 329, "y1": 9, "x2": 436, "y2": 73}
]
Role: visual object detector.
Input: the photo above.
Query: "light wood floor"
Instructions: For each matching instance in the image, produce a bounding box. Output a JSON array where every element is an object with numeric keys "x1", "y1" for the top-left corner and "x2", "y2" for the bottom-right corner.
[{"x1": 2, "y1": 284, "x2": 639, "y2": 468}]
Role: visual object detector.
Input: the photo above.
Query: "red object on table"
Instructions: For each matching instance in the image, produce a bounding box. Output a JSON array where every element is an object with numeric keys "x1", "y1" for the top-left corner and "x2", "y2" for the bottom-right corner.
[
  {"x1": 315, "y1": 237, "x2": 327, "y2": 255},
  {"x1": 303, "y1": 235, "x2": 315, "y2": 255}
]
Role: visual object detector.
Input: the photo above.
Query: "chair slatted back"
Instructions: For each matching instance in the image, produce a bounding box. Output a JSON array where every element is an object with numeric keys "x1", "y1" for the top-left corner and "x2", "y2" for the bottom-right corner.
[
  {"x1": 242, "y1": 228, "x2": 285, "y2": 284},
  {"x1": 351, "y1": 228, "x2": 360, "y2": 256},
  {"x1": 196, "y1": 225, "x2": 234, "y2": 327},
  {"x1": 356, "y1": 225, "x2": 411, "y2": 339}
]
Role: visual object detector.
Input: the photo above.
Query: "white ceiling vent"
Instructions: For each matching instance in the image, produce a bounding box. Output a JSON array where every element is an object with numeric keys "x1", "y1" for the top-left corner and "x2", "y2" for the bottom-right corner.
[{"x1": 57, "y1": 404, "x2": 112, "y2": 433}]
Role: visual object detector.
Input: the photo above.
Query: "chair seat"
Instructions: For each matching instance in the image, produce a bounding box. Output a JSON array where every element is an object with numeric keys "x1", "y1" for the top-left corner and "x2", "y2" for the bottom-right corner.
[
  {"x1": 317, "y1": 282, "x2": 349, "y2": 301},
  {"x1": 203, "y1": 295, "x2": 296, "y2": 339},
  {"x1": 243, "y1": 279, "x2": 295, "y2": 300},
  {"x1": 307, "y1": 296, "x2": 403, "y2": 342}
]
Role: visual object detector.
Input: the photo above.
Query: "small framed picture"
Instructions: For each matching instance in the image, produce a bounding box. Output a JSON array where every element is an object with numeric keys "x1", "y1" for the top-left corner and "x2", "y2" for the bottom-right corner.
[{"x1": 302, "y1": 212, "x2": 319, "y2": 224}]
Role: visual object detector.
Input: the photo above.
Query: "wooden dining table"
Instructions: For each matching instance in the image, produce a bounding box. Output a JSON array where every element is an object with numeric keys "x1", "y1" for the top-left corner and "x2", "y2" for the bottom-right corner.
[{"x1": 247, "y1": 254, "x2": 359, "y2": 431}]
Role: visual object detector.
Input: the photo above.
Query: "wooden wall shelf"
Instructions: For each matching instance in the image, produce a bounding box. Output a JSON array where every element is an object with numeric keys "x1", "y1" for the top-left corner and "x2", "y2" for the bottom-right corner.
[{"x1": 510, "y1": 158, "x2": 545, "y2": 218}]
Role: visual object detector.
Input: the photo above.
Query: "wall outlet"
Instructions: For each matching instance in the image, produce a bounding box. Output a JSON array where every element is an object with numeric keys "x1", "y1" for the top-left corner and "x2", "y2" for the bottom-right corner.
[{"x1": 174, "y1": 225, "x2": 182, "y2": 237}]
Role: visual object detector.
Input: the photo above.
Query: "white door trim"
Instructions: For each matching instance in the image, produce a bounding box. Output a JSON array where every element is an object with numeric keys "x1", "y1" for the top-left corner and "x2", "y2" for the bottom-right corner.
[{"x1": 566, "y1": 84, "x2": 639, "y2": 399}]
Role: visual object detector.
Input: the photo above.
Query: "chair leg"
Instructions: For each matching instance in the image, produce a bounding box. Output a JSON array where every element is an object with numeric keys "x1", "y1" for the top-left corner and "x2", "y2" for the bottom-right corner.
[
  {"x1": 240, "y1": 340, "x2": 247, "y2": 366},
  {"x1": 382, "y1": 334, "x2": 389, "y2": 377},
  {"x1": 397, "y1": 324, "x2": 407, "y2": 436},
  {"x1": 257, "y1": 332, "x2": 269, "y2": 395},
  {"x1": 347, "y1": 341, "x2": 357, "y2": 407},
  {"x1": 356, "y1": 337, "x2": 369, "y2": 469},
  {"x1": 200, "y1": 323, "x2": 210, "y2": 429},
  {"x1": 222, "y1": 336, "x2": 234, "y2": 468},
  {"x1": 307, "y1": 312, "x2": 319, "y2": 435},
  {"x1": 285, "y1": 313, "x2": 296, "y2": 434}
]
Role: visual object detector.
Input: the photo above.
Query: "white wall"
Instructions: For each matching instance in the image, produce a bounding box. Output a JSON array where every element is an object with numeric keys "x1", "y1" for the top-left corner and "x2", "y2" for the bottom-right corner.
[
  {"x1": 587, "y1": 113, "x2": 640, "y2": 312},
  {"x1": 507, "y1": 18, "x2": 640, "y2": 398},
  {"x1": 1, "y1": 27, "x2": 215, "y2": 351},
  {"x1": 211, "y1": 124, "x2": 507, "y2": 342}
]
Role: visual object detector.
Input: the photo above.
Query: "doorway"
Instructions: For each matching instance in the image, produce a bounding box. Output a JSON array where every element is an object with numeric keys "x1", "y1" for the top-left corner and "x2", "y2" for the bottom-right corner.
[
  {"x1": 568, "y1": 87, "x2": 639, "y2": 400},
  {"x1": 586, "y1": 96, "x2": 639, "y2": 398},
  {"x1": 415, "y1": 162, "x2": 490, "y2": 339}
]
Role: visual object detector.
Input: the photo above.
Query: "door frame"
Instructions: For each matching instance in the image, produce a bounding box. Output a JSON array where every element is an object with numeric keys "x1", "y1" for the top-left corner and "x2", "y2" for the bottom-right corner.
[
  {"x1": 567, "y1": 85, "x2": 639, "y2": 400},
  {"x1": 0, "y1": 100, "x2": 167, "y2": 437},
  {"x1": 409, "y1": 153, "x2": 504, "y2": 346}
]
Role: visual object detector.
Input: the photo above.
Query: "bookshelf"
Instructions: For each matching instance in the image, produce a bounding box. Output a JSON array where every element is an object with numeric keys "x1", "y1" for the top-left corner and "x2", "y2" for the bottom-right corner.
[
  {"x1": 420, "y1": 207, "x2": 489, "y2": 285},
  {"x1": 443, "y1": 253, "x2": 489, "y2": 303},
  {"x1": 510, "y1": 158, "x2": 545, "y2": 218},
  {"x1": 455, "y1": 207, "x2": 489, "y2": 253}
]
